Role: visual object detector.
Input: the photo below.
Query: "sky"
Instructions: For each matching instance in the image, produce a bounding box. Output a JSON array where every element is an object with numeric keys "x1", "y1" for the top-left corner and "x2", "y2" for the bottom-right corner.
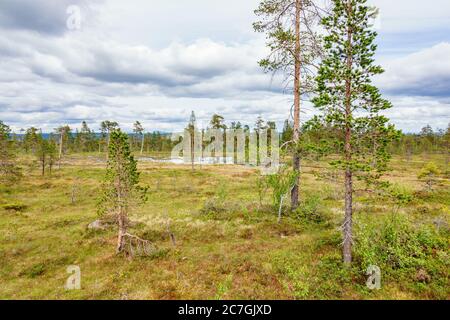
[{"x1": 0, "y1": 0, "x2": 449, "y2": 133}]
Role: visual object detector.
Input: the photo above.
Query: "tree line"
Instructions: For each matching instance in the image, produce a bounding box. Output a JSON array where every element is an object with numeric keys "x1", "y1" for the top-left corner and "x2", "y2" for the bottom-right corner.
[
  {"x1": 281, "y1": 120, "x2": 450, "y2": 157},
  {"x1": 1, "y1": 116, "x2": 447, "y2": 180}
]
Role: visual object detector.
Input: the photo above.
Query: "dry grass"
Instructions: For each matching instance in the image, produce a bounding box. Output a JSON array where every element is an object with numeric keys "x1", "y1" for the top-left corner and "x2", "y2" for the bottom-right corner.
[{"x1": 0, "y1": 153, "x2": 448, "y2": 299}]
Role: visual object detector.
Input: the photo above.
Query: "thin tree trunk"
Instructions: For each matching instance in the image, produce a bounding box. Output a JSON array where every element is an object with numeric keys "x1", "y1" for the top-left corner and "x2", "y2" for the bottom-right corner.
[
  {"x1": 201, "y1": 130, "x2": 204, "y2": 170},
  {"x1": 116, "y1": 166, "x2": 126, "y2": 253},
  {"x1": 343, "y1": 167, "x2": 353, "y2": 264},
  {"x1": 41, "y1": 156, "x2": 45, "y2": 176},
  {"x1": 140, "y1": 133, "x2": 145, "y2": 155},
  {"x1": 117, "y1": 208, "x2": 126, "y2": 253},
  {"x1": 58, "y1": 129, "x2": 63, "y2": 169},
  {"x1": 106, "y1": 133, "x2": 110, "y2": 160},
  {"x1": 372, "y1": 133, "x2": 378, "y2": 167},
  {"x1": 291, "y1": 0, "x2": 301, "y2": 210},
  {"x1": 343, "y1": 1, "x2": 354, "y2": 265},
  {"x1": 191, "y1": 131, "x2": 195, "y2": 171}
]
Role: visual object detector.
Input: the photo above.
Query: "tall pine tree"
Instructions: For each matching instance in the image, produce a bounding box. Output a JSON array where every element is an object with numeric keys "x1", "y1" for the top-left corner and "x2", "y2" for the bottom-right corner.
[
  {"x1": 312, "y1": 0, "x2": 399, "y2": 264},
  {"x1": 254, "y1": 0, "x2": 324, "y2": 209}
]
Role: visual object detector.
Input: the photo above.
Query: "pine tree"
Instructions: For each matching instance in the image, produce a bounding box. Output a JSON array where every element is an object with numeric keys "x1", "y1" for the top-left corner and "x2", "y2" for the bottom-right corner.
[
  {"x1": 0, "y1": 121, "x2": 20, "y2": 183},
  {"x1": 254, "y1": 0, "x2": 324, "y2": 209},
  {"x1": 209, "y1": 114, "x2": 226, "y2": 162},
  {"x1": 254, "y1": 116, "x2": 267, "y2": 134},
  {"x1": 36, "y1": 133, "x2": 49, "y2": 176},
  {"x1": 132, "y1": 121, "x2": 145, "y2": 155},
  {"x1": 100, "y1": 121, "x2": 119, "y2": 157},
  {"x1": 23, "y1": 127, "x2": 39, "y2": 153},
  {"x1": 35, "y1": 132, "x2": 57, "y2": 176},
  {"x1": 78, "y1": 121, "x2": 96, "y2": 152},
  {"x1": 47, "y1": 138, "x2": 58, "y2": 175},
  {"x1": 97, "y1": 130, "x2": 148, "y2": 254},
  {"x1": 312, "y1": 0, "x2": 399, "y2": 264},
  {"x1": 210, "y1": 114, "x2": 225, "y2": 130},
  {"x1": 55, "y1": 125, "x2": 72, "y2": 169}
]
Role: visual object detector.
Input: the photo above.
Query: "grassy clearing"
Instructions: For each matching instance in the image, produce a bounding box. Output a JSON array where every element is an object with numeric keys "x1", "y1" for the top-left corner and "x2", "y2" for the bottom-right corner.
[{"x1": 0, "y1": 154, "x2": 448, "y2": 299}]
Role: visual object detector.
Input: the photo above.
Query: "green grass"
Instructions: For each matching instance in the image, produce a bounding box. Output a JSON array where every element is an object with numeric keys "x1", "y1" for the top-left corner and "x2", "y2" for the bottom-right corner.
[{"x1": 0, "y1": 153, "x2": 448, "y2": 299}]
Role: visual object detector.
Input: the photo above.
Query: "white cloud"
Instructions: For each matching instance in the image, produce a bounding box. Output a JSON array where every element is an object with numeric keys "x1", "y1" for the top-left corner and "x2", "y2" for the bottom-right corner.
[
  {"x1": 384, "y1": 96, "x2": 450, "y2": 133},
  {"x1": 378, "y1": 42, "x2": 450, "y2": 97},
  {"x1": 369, "y1": 0, "x2": 450, "y2": 33},
  {"x1": 0, "y1": 0, "x2": 449, "y2": 133},
  {"x1": 0, "y1": 30, "x2": 274, "y2": 94}
]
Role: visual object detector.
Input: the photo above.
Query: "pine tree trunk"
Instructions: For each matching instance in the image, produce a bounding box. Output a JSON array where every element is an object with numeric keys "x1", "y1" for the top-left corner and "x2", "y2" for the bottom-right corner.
[
  {"x1": 106, "y1": 133, "x2": 110, "y2": 160},
  {"x1": 58, "y1": 130, "x2": 63, "y2": 169},
  {"x1": 343, "y1": 166, "x2": 353, "y2": 264},
  {"x1": 116, "y1": 209, "x2": 126, "y2": 254},
  {"x1": 140, "y1": 134, "x2": 145, "y2": 155},
  {"x1": 116, "y1": 154, "x2": 126, "y2": 253},
  {"x1": 41, "y1": 156, "x2": 45, "y2": 176},
  {"x1": 191, "y1": 130, "x2": 195, "y2": 171},
  {"x1": 191, "y1": 142, "x2": 195, "y2": 171},
  {"x1": 291, "y1": 0, "x2": 301, "y2": 210},
  {"x1": 116, "y1": 169, "x2": 126, "y2": 254},
  {"x1": 201, "y1": 130, "x2": 204, "y2": 170},
  {"x1": 343, "y1": 1, "x2": 354, "y2": 265}
]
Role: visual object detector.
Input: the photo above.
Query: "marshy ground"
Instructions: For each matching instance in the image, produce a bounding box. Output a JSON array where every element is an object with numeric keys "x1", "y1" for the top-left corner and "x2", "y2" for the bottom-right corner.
[{"x1": 0, "y1": 153, "x2": 448, "y2": 299}]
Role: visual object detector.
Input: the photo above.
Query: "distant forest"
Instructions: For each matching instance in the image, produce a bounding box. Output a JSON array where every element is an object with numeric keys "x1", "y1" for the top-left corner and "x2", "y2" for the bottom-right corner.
[{"x1": 4, "y1": 117, "x2": 449, "y2": 158}]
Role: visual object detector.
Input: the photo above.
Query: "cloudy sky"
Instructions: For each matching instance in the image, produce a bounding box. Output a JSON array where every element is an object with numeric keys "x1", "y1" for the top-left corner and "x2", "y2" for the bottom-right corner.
[{"x1": 0, "y1": 0, "x2": 449, "y2": 133}]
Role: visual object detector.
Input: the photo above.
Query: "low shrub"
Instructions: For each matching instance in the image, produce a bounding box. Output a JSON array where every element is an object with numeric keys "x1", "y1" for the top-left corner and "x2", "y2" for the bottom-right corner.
[
  {"x1": 20, "y1": 263, "x2": 46, "y2": 278},
  {"x1": 138, "y1": 228, "x2": 169, "y2": 242},
  {"x1": 311, "y1": 253, "x2": 358, "y2": 299},
  {"x1": 293, "y1": 194, "x2": 328, "y2": 224},
  {"x1": 200, "y1": 198, "x2": 228, "y2": 216},
  {"x1": 199, "y1": 198, "x2": 240, "y2": 220},
  {"x1": 418, "y1": 162, "x2": 441, "y2": 191},
  {"x1": 354, "y1": 214, "x2": 448, "y2": 273},
  {"x1": 271, "y1": 252, "x2": 310, "y2": 299}
]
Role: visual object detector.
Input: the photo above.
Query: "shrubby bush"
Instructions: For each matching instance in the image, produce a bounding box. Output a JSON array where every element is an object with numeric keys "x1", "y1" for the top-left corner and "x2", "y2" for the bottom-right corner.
[
  {"x1": 382, "y1": 183, "x2": 414, "y2": 208},
  {"x1": 200, "y1": 198, "x2": 228, "y2": 217},
  {"x1": 265, "y1": 166, "x2": 298, "y2": 213},
  {"x1": 199, "y1": 198, "x2": 241, "y2": 220},
  {"x1": 293, "y1": 194, "x2": 328, "y2": 224},
  {"x1": 418, "y1": 162, "x2": 441, "y2": 191},
  {"x1": 354, "y1": 213, "x2": 448, "y2": 275}
]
